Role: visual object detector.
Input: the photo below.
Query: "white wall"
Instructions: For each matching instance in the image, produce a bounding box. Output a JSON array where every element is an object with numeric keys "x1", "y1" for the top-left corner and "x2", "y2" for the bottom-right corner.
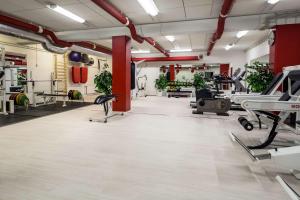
[
  {"x1": 67, "y1": 56, "x2": 112, "y2": 95},
  {"x1": 135, "y1": 50, "x2": 247, "y2": 95},
  {"x1": 246, "y1": 40, "x2": 270, "y2": 64},
  {"x1": 0, "y1": 34, "x2": 112, "y2": 103},
  {"x1": 136, "y1": 63, "x2": 160, "y2": 96}
]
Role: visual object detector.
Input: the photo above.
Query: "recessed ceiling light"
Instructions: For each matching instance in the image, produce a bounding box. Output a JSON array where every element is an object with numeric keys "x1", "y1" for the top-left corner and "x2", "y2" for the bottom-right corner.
[
  {"x1": 131, "y1": 50, "x2": 150, "y2": 54},
  {"x1": 170, "y1": 49, "x2": 192, "y2": 52},
  {"x1": 165, "y1": 35, "x2": 175, "y2": 42},
  {"x1": 137, "y1": 0, "x2": 159, "y2": 16},
  {"x1": 225, "y1": 44, "x2": 235, "y2": 51},
  {"x1": 47, "y1": 4, "x2": 85, "y2": 23},
  {"x1": 267, "y1": 0, "x2": 280, "y2": 4},
  {"x1": 236, "y1": 30, "x2": 249, "y2": 38}
]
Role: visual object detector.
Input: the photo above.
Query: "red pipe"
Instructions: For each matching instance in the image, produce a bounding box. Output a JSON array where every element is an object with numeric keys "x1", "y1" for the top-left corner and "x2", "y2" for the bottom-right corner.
[
  {"x1": 132, "y1": 56, "x2": 202, "y2": 62},
  {"x1": 0, "y1": 14, "x2": 111, "y2": 54},
  {"x1": 144, "y1": 37, "x2": 169, "y2": 57},
  {"x1": 91, "y1": 0, "x2": 144, "y2": 43},
  {"x1": 91, "y1": 0, "x2": 168, "y2": 57},
  {"x1": 73, "y1": 41, "x2": 112, "y2": 55},
  {"x1": 207, "y1": 0, "x2": 235, "y2": 56}
]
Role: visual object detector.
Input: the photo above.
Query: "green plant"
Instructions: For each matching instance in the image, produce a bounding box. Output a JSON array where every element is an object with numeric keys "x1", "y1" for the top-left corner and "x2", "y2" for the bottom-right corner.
[
  {"x1": 193, "y1": 73, "x2": 206, "y2": 90},
  {"x1": 155, "y1": 74, "x2": 168, "y2": 91},
  {"x1": 94, "y1": 69, "x2": 112, "y2": 95},
  {"x1": 245, "y1": 61, "x2": 274, "y2": 92}
]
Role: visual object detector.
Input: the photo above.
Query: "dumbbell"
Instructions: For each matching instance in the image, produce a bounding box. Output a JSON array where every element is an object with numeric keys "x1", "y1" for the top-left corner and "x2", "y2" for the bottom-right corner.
[{"x1": 238, "y1": 116, "x2": 253, "y2": 131}]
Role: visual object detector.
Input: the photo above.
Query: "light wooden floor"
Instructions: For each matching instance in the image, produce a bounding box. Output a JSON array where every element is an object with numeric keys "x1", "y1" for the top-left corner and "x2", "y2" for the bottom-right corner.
[{"x1": 0, "y1": 97, "x2": 291, "y2": 199}]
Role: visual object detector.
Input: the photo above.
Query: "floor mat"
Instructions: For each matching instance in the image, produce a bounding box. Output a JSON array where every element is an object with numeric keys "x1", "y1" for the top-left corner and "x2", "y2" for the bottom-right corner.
[{"x1": 0, "y1": 101, "x2": 92, "y2": 127}]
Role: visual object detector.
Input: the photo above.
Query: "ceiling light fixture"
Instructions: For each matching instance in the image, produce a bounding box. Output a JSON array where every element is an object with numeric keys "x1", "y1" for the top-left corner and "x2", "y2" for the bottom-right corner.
[
  {"x1": 47, "y1": 4, "x2": 86, "y2": 23},
  {"x1": 236, "y1": 30, "x2": 249, "y2": 38},
  {"x1": 131, "y1": 50, "x2": 151, "y2": 54},
  {"x1": 225, "y1": 44, "x2": 235, "y2": 51},
  {"x1": 170, "y1": 49, "x2": 192, "y2": 52},
  {"x1": 267, "y1": 0, "x2": 280, "y2": 4},
  {"x1": 137, "y1": 0, "x2": 159, "y2": 16},
  {"x1": 165, "y1": 35, "x2": 175, "y2": 42}
]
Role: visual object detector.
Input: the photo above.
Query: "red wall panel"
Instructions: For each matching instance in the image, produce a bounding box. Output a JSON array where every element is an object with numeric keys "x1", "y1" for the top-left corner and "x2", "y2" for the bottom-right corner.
[
  {"x1": 169, "y1": 65, "x2": 175, "y2": 81},
  {"x1": 270, "y1": 24, "x2": 300, "y2": 74},
  {"x1": 112, "y1": 36, "x2": 131, "y2": 112},
  {"x1": 220, "y1": 64, "x2": 229, "y2": 76}
]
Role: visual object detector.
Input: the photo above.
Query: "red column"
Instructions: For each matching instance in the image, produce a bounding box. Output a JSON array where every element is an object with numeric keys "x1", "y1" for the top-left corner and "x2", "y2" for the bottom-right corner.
[
  {"x1": 270, "y1": 24, "x2": 300, "y2": 74},
  {"x1": 169, "y1": 64, "x2": 175, "y2": 81},
  {"x1": 112, "y1": 36, "x2": 131, "y2": 112},
  {"x1": 220, "y1": 64, "x2": 230, "y2": 90},
  {"x1": 220, "y1": 64, "x2": 229, "y2": 76}
]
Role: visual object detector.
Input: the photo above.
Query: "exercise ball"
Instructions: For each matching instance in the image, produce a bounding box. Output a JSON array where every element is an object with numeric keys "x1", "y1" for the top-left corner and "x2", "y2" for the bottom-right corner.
[
  {"x1": 69, "y1": 51, "x2": 82, "y2": 62},
  {"x1": 81, "y1": 54, "x2": 90, "y2": 64},
  {"x1": 87, "y1": 57, "x2": 94, "y2": 66}
]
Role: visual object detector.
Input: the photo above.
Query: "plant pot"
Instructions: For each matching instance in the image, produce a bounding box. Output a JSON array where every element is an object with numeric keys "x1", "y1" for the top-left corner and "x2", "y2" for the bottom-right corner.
[
  {"x1": 156, "y1": 90, "x2": 163, "y2": 96},
  {"x1": 162, "y1": 90, "x2": 167, "y2": 96}
]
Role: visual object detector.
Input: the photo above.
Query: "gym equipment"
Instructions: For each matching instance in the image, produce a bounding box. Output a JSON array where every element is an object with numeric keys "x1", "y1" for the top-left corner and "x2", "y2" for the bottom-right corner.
[
  {"x1": 0, "y1": 71, "x2": 4, "y2": 79},
  {"x1": 72, "y1": 66, "x2": 81, "y2": 83},
  {"x1": 167, "y1": 90, "x2": 192, "y2": 98},
  {"x1": 276, "y1": 176, "x2": 300, "y2": 200},
  {"x1": 192, "y1": 88, "x2": 231, "y2": 115},
  {"x1": 238, "y1": 116, "x2": 254, "y2": 131},
  {"x1": 230, "y1": 70, "x2": 300, "y2": 154},
  {"x1": 81, "y1": 53, "x2": 90, "y2": 64},
  {"x1": 233, "y1": 66, "x2": 300, "y2": 131},
  {"x1": 89, "y1": 94, "x2": 124, "y2": 123},
  {"x1": 131, "y1": 62, "x2": 136, "y2": 90},
  {"x1": 68, "y1": 90, "x2": 83, "y2": 100},
  {"x1": 69, "y1": 51, "x2": 82, "y2": 62},
  {"x1": 137, "y1": 75, "x2": 147, "y2": 97},
  {"x1": 0, "y1": 47, "x2": 15, "y2": 115},
  {"x1": 231, "y1": 68, "x2": 247, "y2": 93},
  {"x1": 88, "y1": 57, "x2": 94, "y2": 66},
  {"x1": 80, "y1": 67, "x2": 88, "y2": 84},
  {"x1": 9, "y1": 93, "x2": 29, "y2": 111}
]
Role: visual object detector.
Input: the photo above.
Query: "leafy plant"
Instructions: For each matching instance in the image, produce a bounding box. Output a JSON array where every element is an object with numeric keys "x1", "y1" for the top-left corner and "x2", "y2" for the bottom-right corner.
[
  {"x1": 94, "y1": 68, "x2": 112, "y2": 95},
  {"x1": 155, "y1": 74, "x2": 168, "y2": 91},
  {"x1": 245, "y1": 61, "x2": 273, "y2": 92},
  {"x1": 193, "y1": 73, "x2": 206, "y2": 90}
]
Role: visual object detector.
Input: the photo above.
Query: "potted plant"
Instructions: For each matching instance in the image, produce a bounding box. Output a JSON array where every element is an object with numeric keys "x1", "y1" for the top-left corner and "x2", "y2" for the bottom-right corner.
[
  {"x1": 155, "y1": 74, "x2": 168, "y2": 96},
  {"x1": 193, "y1": 73, "x2": 206, "y2": 90},
  {"x1": 94, "y1": 64, "x2": 112, "y2": 95},
  {"x1": 245, "y1": 61, "x2": 273, "y2": 93}
]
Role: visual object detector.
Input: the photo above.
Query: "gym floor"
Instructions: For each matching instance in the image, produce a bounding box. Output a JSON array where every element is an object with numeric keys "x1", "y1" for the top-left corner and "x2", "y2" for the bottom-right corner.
[{"x1": 0, "y1": 97, "x2": 293, "y2": 199}]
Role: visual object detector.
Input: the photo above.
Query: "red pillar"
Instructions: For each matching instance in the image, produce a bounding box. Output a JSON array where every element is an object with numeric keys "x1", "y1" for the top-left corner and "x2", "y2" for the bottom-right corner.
[
  {"x1": 169, "y1": 64, "x2": 175, "y2": 81},
  {"x1": 270, "y1": 24, "x2": 300, "y2": 74},
  {"x1": 220, "y1": 64, "x2": 229, "y2": 76},
  {"x1": 112, "y1": 36, "x2": 131, "y2": 112}
]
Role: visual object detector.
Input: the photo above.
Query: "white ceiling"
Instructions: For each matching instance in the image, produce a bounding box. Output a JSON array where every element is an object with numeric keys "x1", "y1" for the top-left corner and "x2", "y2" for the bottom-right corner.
[{"x1": 0, "y1": 0, "x2": 299, "y2": 54}]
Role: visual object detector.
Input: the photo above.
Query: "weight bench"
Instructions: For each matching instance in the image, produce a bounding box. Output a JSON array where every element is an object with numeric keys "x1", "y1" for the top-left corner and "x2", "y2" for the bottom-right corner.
[
  {"x1": 36, "y1": 92, "x2": 68, "y2": 107},
  {"x1": 89, "y1": 94, "x2": 124, "y2": 123}
]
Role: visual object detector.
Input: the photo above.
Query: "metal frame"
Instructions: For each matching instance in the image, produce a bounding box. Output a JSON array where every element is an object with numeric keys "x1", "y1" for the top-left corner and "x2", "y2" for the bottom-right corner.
[
  {"x1": 276, "y1": 176, "x2": 300, "y2": 200},
  {"x1": 89, "y1": 97, "x2": 124, "y2": 123}
]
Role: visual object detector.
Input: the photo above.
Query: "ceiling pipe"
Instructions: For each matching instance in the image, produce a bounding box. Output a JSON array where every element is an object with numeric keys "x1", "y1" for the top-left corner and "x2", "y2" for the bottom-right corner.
[
  {"x1": 0, "y1": 24, "x2": 68, "y2": 54},
  {"x1": 144, "y1": 37, "x2": 169, "y2": 57},
  {"x1": 72, "y1": 41, "x2": 112, "y2": 55},
  {"x1": 132, "y1": 55, "x2": 202, "y2": 62},
  {"x1": 0, "y1": 14, "x2": 112, "y2": 55},
  {"x1": 90, "y1": 0, "x2": 169, "y2": 57},
  {"x1": 207, "y1": 0, "x2": 235, "y2": 56}
]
